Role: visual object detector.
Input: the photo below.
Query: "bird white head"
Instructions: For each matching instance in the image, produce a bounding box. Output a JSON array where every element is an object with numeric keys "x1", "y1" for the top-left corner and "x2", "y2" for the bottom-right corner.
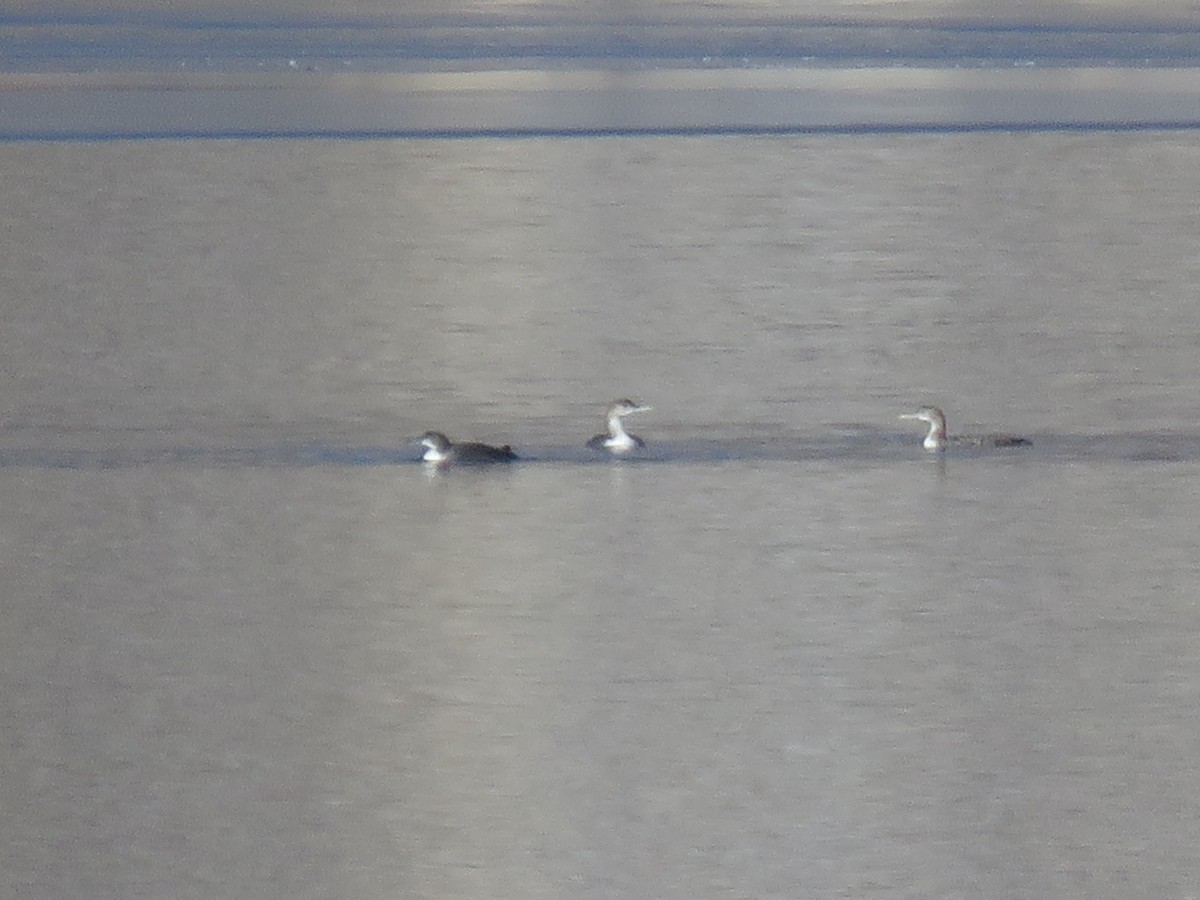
[
  {"x1": 590, "y1": 399, "x2": 652, "y2": 453},
  {"x1": 609, "y1": 398, "x2": 652, "y2": 418},
  {"x1": 899, "y1": 406, "x2": 948, "y2": 451}
]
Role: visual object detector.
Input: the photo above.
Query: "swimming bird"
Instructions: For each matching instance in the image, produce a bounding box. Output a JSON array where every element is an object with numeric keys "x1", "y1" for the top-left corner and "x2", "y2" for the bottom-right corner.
[
  {"x1": 587, "y1": 399, "x2": 652, "y2": 454},
  {"x1": 899, "y1": 406, "x2": 1030, "y2": 451},
  {"x1": 420, "y1": 431, "x2": 517, "y2": 465}
]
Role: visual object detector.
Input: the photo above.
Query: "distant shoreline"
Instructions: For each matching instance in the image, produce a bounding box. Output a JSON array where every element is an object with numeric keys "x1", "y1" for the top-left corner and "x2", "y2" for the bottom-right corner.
[
  {"x1": 5, "y1": 65, "x2": 1200, "y2": 140},
  {"x1": 6, "y1": 11, "x2": 1200, "y2": 77}
]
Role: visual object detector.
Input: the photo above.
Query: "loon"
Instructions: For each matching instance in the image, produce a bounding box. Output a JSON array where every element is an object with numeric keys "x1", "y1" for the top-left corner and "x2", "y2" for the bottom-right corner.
[
  {"x1": 587, "y1": 399, "x2": 652, "y2": 453},
  {"x1": 420, "y1": 431, "x2": 517, "y2": 465},
  {"x1": 899, "y1": 406, "x2": 1031, "y2": 452}
]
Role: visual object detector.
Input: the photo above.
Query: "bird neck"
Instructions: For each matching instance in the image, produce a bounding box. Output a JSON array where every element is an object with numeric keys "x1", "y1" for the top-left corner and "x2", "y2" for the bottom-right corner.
[
  {"x1": 608, "y1": 413, "x2": 631, "y2": 440},
  {"x1": 923, "y1": 418, "x2": 948, "y2": 450}
]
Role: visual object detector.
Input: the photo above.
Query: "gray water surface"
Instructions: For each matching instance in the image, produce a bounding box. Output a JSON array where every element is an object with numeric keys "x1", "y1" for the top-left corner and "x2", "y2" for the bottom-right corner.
[{"x1": 4, "y1": 132, "x2": 1200, "y2": 897}]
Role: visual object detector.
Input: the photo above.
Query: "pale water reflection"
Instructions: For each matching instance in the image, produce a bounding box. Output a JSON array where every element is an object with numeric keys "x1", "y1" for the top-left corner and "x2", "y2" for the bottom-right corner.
[{"x1": 3, "y1": 130, "x2": 1200, "y2": 898}]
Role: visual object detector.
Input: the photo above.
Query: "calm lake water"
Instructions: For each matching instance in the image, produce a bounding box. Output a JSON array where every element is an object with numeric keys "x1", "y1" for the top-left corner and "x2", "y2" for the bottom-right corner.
[{"x1": 5, "y1": 24, "x2": 1200, "y2": 896}]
